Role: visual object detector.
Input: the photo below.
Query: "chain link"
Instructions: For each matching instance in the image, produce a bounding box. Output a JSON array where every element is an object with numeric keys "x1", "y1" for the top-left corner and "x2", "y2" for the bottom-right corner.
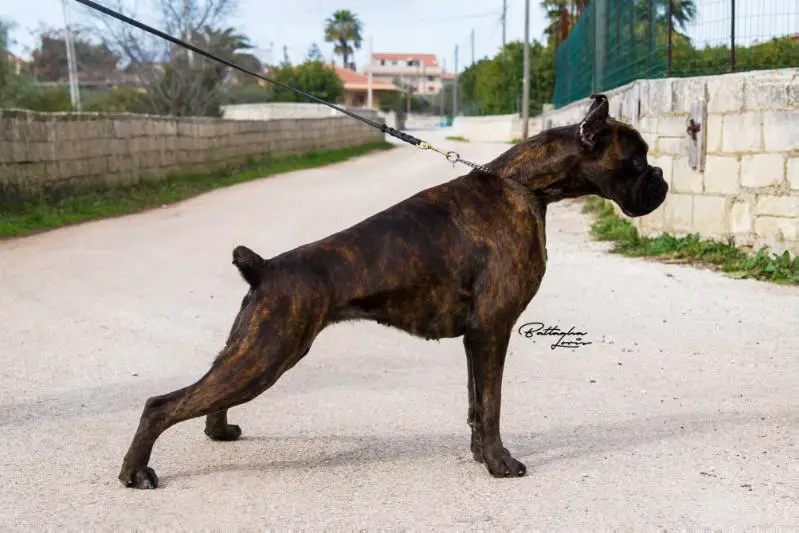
[{"x1": 417, "y1": 142, "x2": 494, "y2": 175}]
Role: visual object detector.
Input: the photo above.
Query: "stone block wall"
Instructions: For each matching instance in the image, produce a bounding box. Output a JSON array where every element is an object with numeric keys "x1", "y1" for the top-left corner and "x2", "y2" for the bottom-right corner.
[
  {"x1": 536, "y1": 68, "x2": 798, "y2": 256},
  {"x1": 0, "y1": 109, "x2": 385, "y2": 199}
]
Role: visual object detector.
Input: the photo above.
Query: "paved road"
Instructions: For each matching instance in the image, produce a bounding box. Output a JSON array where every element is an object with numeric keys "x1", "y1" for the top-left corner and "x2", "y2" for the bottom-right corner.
[{"x1": 1, "y1": 132, "x2": 797, "y2": 530}]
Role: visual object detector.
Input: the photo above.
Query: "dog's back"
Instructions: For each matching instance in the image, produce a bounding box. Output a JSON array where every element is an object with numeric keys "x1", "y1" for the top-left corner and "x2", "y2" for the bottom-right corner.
[{"x1": 228, "y1": 171, "x2": 547, "y2": 341}]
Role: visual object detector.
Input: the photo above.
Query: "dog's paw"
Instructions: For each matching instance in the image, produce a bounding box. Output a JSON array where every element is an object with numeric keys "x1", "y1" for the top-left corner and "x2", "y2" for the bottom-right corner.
[
  {"x1": 119, "y1": 466, "x2": 159, "y2": 489},
  {"x1": 205, "y1": 423, "x2": 242, "y2": 442},
  {"x1": 470, "y1": 433, "x2": 484, "y2": 463},
  {"x1": 483, "y1": 446, "x2": 527, "y2": 478}
]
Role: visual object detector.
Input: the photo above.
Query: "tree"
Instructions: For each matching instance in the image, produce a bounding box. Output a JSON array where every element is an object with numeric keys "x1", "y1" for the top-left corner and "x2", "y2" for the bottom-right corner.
[
  {"x1": 31, "y1": 29, "x2": 120, "y2": 83},
  {"x1": 324, "y1": 10, "x2": 362, "y2": 69},
  {"x1": 457, "y1": 39, "x2": 555, "y2": 117},
  {"x1": 628, "y1": 0, "x2": 696, "y2": 32},
  {"x1": 540, "y1": 0, "x2": 596, "y2": 47},
  {"x1": 541, "y1": 0, "x2": 569, "y2": 48},
  {"x1": 664, "y1": 0, "x2": 697, "y2": 31},
  {"x1": 0, "y1": 19, "x2": 41, "y2": 109},
  {"x1": 306, "y1": 42, "x2": 324, "y2": 62},
  {"x1": 192, "y1": 25, "x2": 258, "y2": 85},
  {"x1": 231, "y1": 52, "x2": 262, "y2": 77},
  {"x1": 80, "y1": 0, "x2": 244, "y2": 116},
  {"x1": 0, "y1": 18, "x2": 16, "y2": 92},
  {"x1": 266, "y1": 59, "x2": 344, "y2": 104},
  {"x1": 540, "y1": 0, "x2": 697, "y2": 50}
]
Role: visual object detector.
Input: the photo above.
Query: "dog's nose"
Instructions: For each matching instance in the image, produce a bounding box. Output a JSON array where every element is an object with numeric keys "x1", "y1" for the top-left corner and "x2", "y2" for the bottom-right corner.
[
  {"x1": 646, "y1": 171, "x2": 669, "y2": 201},
  {"x1": 651, "y1": 166, "x2": 663, "y2": 179}
]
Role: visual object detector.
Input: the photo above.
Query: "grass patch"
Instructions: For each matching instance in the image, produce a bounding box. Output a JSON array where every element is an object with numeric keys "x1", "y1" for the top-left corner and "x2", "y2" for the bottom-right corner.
[
  {"x1": 445, "y1": 135, "x2": 470, "y2": 142},
  {"x1": 509, "y1": 137, "x2": 522, "y2": 144},
  {"x1": 582, "y1": 196, "x2": 799, "y2": 285},
  {"x1": 0, "y1": 141, "x2": 394, "y2": 240}
]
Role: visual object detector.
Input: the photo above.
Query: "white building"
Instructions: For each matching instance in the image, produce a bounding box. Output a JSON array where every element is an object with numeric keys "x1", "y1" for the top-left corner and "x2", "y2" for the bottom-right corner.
[{"x1": 364, "y1": 53, "x2": 444, "y2": 95}]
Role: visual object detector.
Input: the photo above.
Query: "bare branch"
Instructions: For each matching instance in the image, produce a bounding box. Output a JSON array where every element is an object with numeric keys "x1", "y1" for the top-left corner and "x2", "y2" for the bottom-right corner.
[{"x1": 76, "y1": 0, "x2": 240, "y2": 116}]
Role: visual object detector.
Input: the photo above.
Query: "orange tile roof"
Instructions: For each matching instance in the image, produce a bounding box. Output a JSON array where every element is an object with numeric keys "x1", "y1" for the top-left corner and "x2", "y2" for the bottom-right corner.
[
  {"x1": 372, "y1": 53, "x2": 438, "y2": 68},
  {"x1": 265, "y1": 63, "x2": 400, "y2": 91}
]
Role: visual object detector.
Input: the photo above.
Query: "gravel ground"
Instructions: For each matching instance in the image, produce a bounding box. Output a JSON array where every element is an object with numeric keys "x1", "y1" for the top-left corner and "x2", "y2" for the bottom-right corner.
[{"x1": 1, "y1": 132, "x2": 797, "y2": 530}]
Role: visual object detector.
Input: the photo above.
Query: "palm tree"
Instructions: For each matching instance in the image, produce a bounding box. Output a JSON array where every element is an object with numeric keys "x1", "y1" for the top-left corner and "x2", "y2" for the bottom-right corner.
[
  {"x1": 197, "y1": 26, "x2": 253, "y2": 59},
  {"x1": 541, "y1": 0, "x2": 569, "y2": 47},
  {"x1": 664, "y1": 0, "x2": 697, "y2": 31},
  {"x1": 540, "y1": 0, "x2": 592, "y2": 48},
  {"x1": 632, "y1": 0, "x2": 697, "y2": 32},
  {"x1": 194, "y1": 26, "x2": 256, "y2": 83},
  {"x1": 324, "y1": 10, "x2": 363, "y2": 69}
]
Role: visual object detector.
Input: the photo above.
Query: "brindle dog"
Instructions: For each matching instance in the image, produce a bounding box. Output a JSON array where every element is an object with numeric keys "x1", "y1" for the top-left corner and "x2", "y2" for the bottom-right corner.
[{"x1": 119, "y1": 94, "x2": 668, "y2": 488}]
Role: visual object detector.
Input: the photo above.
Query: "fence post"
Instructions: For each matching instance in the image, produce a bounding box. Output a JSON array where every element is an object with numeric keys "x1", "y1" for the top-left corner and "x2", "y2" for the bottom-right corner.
[
  {"x1": 648, "y1": 0, "x2": 653, "y2": 54},
  {"x1": 730, "y1": 0, "x2": 736, "y2": 72},
  {"x1": 594, "y1": 0, "x2": 608, "y2": 93},
  {"x1": 667, "y1": 0, "x2": 673, "y2": 76}
]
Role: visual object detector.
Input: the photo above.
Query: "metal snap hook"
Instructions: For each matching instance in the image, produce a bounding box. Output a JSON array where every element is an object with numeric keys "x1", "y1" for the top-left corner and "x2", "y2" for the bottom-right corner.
[{"x1": 445, "y1": 151, "x2": 460, "y2": 163}]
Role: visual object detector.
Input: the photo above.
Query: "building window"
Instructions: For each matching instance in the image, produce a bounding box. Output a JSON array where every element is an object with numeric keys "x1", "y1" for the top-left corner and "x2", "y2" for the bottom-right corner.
[
  {"x1": 380, "y1": 59, "x2": 385, "y2": 66},
  {"x1": 427, "y1": 75, "x2": 434, "y2": 81}
]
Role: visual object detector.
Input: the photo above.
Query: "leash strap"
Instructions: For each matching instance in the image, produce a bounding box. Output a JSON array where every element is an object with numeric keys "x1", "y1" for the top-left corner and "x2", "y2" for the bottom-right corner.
[{"x1": 73, "y1": 0, "x2": 492, "y2": 174}]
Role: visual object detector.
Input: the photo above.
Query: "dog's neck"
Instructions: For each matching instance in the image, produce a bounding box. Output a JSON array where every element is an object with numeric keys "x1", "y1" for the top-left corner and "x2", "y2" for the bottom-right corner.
[{"x1": 484, "y1": 128, "x2": 596, "y2": 204}]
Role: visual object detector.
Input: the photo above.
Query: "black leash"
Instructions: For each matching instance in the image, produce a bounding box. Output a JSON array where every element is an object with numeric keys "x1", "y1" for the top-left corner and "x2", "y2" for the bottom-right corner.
[{"x1": 73, "y1": 0, "x2": 492, "y2": 174}]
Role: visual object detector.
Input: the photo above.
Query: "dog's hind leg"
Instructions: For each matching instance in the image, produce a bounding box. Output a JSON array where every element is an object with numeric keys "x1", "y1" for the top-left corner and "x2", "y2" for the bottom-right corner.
[
  {"x1": 203, "y1": 344, "x2": 311, "y2": 443},
  {"x1": 118, "y1": 335, "x2": 312, "y2": 489},
  {"x1": 204, "y1": 409, "x2": 241, "y2": 441},
  {"x1": 198, "y1": 246, "x2": 270, "y2": 445}
]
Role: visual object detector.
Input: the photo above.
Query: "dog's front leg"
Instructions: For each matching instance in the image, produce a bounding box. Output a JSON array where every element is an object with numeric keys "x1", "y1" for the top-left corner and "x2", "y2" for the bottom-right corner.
[
  {"x1": 464, "y1": 339, "x2": 483, "y2": 463},
  {"x1": 464, "y1": 327, "x2": 527, "y2": 478}
]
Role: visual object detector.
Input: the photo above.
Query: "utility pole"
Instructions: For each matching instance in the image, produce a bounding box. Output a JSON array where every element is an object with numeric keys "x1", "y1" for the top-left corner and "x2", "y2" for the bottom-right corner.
[
  {"x1": 521, "y1": 0, "x2": 530, "y2": 139},
  {"x1": 367, "y1": 36, "x2": 373, "y2": 109},
  {"x1": 453, "y1": 45, "x2": 459, "y2": 118},
  {"x1": 441, "y1": 58, "x2": 447, "y2": 117},
  {"x1": 470, "y1": 29, "x2": 475, "y2": 65},
  {"x1": 405, "y1": 70, "x2": 411, "y2": 115},
  {"x1": 183, "y1": 0, "x2": 193, "y2": 66},
  {"x1": 502, "y1": 0, "x2": 507, "y2": 48},
  {"x1": 61, "y1": 0, "x2": 80, "y2": 111}
]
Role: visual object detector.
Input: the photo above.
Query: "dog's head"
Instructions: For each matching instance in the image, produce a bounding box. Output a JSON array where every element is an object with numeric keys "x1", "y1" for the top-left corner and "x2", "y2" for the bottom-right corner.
[{"x1": 573, "y1": 94, "x2": 668, "y2": 217}]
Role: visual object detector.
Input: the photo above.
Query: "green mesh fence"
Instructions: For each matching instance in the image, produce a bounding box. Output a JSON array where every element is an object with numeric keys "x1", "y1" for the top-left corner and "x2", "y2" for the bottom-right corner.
[
  {"x1": 553, "y1": 0, "x2": 670, "y2": 107},
  {"x1": 553, "y1": 0, "x2": 799, "y2": 108},
  {"x1": 553, "y1": 3, "x2": 598, "y2": 109}
]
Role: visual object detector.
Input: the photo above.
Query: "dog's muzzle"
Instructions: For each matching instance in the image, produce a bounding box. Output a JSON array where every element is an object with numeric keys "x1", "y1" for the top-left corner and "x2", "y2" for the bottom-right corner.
[{"x1": 621, "y1": 166, "x2": 669, "y2": 218}]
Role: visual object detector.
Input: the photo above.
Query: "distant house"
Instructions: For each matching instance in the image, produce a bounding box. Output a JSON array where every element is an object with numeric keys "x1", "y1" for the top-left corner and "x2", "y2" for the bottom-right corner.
[
  {"x1": 365, "y1": 53, "x2": 444, "y2": 95},
  {"x1": 5, "y1": 52, "x2": 27, "y2": 75},
  {"x1": 119, "y1": 61, "x2": 165, "y2": 86},
  {"x1": 333, "y1": 66, "x2": 400, "y2": 108}
]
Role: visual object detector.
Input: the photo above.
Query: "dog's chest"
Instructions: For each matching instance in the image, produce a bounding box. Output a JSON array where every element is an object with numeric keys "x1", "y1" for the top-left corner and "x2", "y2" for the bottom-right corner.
[{"x1": 511, "y1": 196, "x2": 549, "y2": 300}]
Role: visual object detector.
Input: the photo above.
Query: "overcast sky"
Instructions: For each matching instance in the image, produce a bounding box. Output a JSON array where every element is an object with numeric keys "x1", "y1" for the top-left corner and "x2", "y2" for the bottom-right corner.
[{"x1": 2, "y1": 0, "x2": 796, "y2": 71}]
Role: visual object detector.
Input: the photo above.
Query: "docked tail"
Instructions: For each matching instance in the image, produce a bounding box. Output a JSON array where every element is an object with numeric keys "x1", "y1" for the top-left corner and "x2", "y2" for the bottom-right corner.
[{"x1": 232, "y1": 245, "x2": 268, "y2": 288}]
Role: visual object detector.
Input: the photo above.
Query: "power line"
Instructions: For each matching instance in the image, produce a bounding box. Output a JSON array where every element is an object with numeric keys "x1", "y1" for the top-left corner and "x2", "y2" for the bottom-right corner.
[
  {"x1": 458, "y1": 12, "x2": 504, "y2": 70},
  {"x1": 521, "y1": 0, "x2": 530, "y2": 139}
]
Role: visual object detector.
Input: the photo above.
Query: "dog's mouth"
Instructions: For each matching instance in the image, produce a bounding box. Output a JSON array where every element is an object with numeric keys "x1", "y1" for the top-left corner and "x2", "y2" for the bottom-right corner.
[{"x1": 619, "y1": 166, "x2": 668, "y2": 218}]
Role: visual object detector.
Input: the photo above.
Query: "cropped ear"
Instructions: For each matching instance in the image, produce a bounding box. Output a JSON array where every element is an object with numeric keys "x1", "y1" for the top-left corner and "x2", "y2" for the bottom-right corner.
[{"x1": 577, "y1": 93, "x2": 610, "y2": 150}]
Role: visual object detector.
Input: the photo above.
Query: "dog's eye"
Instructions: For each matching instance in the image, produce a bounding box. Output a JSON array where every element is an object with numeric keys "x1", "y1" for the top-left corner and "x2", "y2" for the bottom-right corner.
[{"x1": 633, "y1": 157, "x2": 646, "y2": 172}]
